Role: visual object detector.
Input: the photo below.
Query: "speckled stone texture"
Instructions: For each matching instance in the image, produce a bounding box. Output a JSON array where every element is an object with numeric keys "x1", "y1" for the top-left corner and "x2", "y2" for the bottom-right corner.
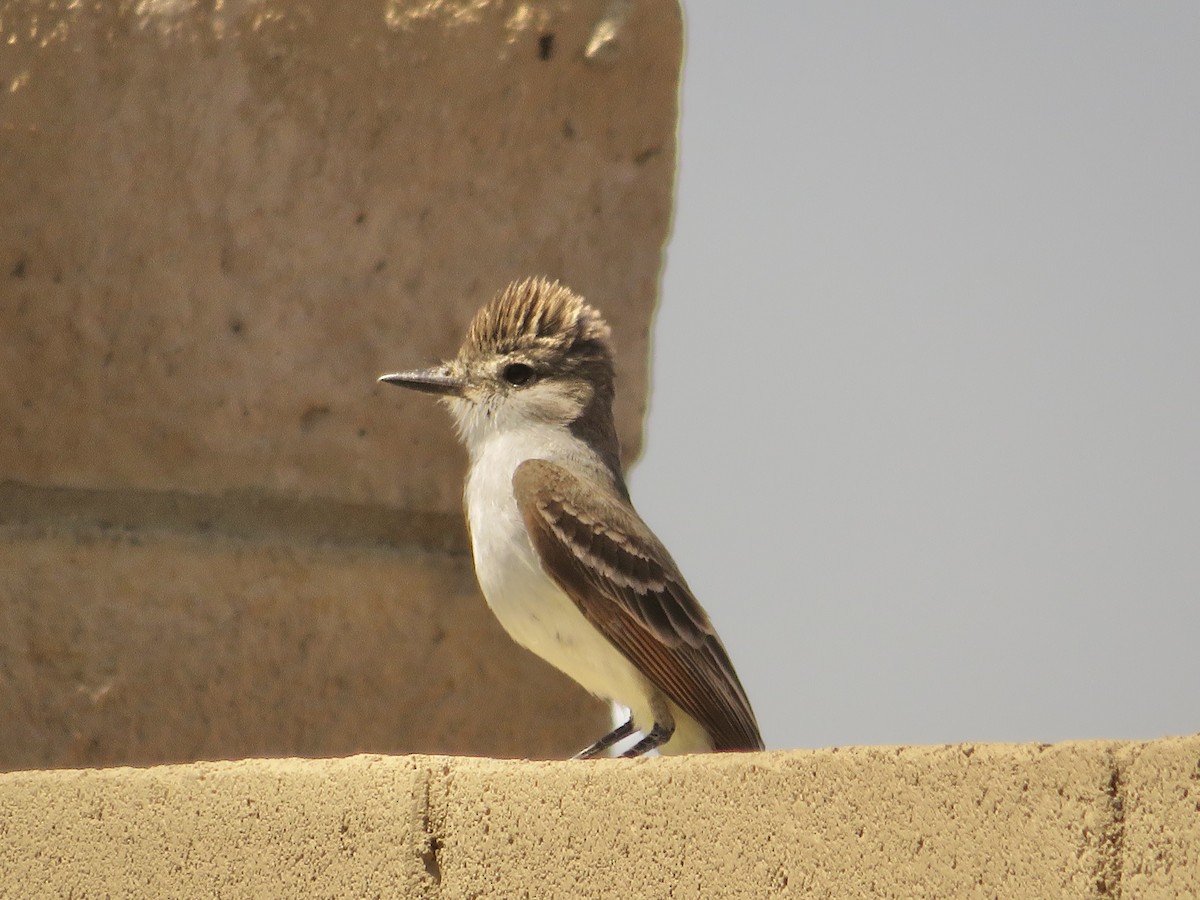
[
  {"x1": 1, "y1": 738, "x2": 1197, "y2": 898},
  {"x1": 0, "y1": 0, "x2": 679, "y2": 768},
  {"x1": 0, "y1": 0, "x2": 675, "y2": 508}
]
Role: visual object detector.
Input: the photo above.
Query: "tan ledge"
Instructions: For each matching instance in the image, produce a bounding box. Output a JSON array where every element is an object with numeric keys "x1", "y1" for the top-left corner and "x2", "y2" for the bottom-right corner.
[{"x1": 1, "y1": 736, "x2": 1196, "y2": 898}]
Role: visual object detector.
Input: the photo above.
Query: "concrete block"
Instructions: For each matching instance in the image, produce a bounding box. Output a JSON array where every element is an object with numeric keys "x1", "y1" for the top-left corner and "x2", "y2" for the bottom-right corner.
[
  {"x1": 0, "y1": 525, "x2": 606, "y2": 771},
  {"x1": 438, "y1": 742, "x2": 1119, "y2": 897},
  {"x1": 2, "y1": 740, "x2": 1196, "y2": 898},
  {"x1": 0, "y1": 0, "x2": 680, "y2": 512},
  {"x1": 1121, "y1": 734, "x2": 1200, "y2": 896},
  {"x1": 0, "y1": 756, "x2": 433, "y2": 897}
]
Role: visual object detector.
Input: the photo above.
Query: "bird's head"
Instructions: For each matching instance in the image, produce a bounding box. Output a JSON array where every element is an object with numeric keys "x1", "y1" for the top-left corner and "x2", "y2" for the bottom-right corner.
[{"x1": 380, "y1": 277, "x2": 619, "y2": 459}]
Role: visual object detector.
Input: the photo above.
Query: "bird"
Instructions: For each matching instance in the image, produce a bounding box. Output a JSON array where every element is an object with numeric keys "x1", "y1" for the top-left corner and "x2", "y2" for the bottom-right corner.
[{"x1": 379, "y1": 277, "x2": 763, "y2": 757}]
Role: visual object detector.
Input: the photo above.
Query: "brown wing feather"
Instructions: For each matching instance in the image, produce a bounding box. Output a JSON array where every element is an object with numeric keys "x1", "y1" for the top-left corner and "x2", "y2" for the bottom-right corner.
[{"x1": 513, "y1": 459, "x2": 764, "y2": 751}]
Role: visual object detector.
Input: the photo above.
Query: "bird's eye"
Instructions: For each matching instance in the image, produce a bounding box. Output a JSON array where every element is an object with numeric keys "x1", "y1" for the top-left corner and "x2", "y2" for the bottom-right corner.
[{"x1": 501, "y1": 362, "x2": 536, "y2": 386}]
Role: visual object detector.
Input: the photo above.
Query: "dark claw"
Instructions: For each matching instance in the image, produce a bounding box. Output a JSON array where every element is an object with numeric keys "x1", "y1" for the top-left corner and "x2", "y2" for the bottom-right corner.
[
  {"x1": 573, "y1": 717, "x2": 637, "y2": 759},
  {"x1": 620, "y1": 719, "x2": 675, "y2": 758}
]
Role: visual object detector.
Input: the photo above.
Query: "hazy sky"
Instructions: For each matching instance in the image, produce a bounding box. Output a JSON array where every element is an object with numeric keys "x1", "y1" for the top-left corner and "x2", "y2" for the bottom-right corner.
[{"x1": 630, "y1": 4, "x2": 1200, "y2": 750}]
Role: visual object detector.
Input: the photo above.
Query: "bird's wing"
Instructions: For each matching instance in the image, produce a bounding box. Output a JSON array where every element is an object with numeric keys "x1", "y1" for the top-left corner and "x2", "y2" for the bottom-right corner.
[{"x1": 512, "y1": 458, "x2": 763, "y2": 751}]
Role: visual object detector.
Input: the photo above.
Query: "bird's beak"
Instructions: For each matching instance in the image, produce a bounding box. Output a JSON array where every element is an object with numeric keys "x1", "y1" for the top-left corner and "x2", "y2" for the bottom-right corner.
[{"x1": 378, "y1": 366, "x2": 467, "y2": 397}]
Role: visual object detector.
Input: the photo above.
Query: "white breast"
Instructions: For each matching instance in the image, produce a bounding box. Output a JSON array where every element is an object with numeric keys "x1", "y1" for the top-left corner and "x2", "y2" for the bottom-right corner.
[
  {"x1": 463, "y1": 428, "x2": 655, "y2": 718},
  {"x1": 461, "y1": 426, "x2": 714, "y2": 754}
]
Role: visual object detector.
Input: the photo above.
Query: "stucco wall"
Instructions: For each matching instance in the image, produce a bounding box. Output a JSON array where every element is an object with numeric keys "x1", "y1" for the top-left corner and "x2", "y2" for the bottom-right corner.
[{"x1": 0, "y1": 0, "x2": 679, "y2": 768}]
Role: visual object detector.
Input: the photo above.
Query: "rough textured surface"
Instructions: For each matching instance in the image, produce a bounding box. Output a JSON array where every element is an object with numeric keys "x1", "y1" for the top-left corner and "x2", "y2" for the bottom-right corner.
[
  {"x1": 441, "y1": 743, "x2": 1114, "y2": 897},
  {"x1": 0, "y1": 0, "x2": 678, "y2": 512},
  {"x1": 0, "y1": 523, "x2": 606, "y2": 771},
  {"x1": 0, "y1": 0, "x2": 678, "y2": 769},
  {"x1": 0, "y1": 756, "x2": 432, "y2": 897},
  {"x1": 1121, "y1": 736, "x2": 1200, "y2": 895},
  {"x1": 1, "y1": 738, "x2": 1197, "y2": 898}
]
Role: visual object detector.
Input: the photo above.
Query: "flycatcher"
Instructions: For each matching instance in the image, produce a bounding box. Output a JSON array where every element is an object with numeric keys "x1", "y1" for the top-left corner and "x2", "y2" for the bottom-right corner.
[{"x1": 379, "y1": 277, "x2": 763, "y2": 757}]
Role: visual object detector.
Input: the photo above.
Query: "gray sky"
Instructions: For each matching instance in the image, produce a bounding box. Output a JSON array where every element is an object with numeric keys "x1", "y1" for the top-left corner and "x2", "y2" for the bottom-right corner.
[{"x1": 630, "y1": 4, "x2": 1200, "y2": 750}]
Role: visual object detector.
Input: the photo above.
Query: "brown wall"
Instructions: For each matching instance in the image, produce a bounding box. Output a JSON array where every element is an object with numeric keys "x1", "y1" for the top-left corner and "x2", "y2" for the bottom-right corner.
[{"x1": 0, "y1": 0, "x2": 681, "y2": 769}]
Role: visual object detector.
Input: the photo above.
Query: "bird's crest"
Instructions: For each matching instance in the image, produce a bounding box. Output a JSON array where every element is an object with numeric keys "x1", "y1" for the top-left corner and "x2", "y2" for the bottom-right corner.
[{"x1": 461, "y1": 277, "x2": 612, "y2": 365}]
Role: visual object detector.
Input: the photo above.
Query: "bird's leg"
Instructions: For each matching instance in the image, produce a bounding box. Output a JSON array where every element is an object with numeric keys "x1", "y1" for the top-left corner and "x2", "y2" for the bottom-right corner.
[
  {"x1": 620, "y1": 698, "x2": 676, "y2": 758},
  {"x1": 620, "y1": 718, "x2": 676, "y2": 757},
  {"x1": 573, "y1": 717, "x2": 637, "y2": 759}
]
